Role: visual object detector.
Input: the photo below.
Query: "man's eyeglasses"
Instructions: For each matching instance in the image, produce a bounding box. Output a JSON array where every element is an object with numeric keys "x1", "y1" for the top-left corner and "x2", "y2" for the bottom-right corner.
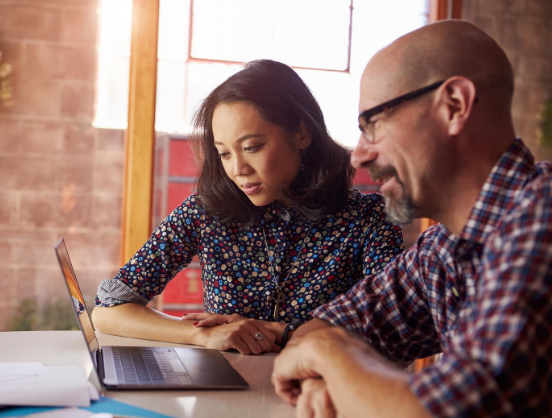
[{"x1": 358, "y1": 80, "x2": 446, "y2": 143}]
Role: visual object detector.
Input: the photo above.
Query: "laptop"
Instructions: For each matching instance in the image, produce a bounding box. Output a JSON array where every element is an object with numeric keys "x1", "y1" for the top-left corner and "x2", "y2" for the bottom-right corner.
[{"x1": 55, "y1": 238, "x2": 249, "y2": 390}]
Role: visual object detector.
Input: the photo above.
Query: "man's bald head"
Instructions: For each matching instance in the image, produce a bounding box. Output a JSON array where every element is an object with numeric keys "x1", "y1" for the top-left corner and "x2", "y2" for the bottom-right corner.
[
  {"x1": 362, "y1": 20, "x2": 514, "y2": 111},
  {"x1": 354, "y1": 20, "x2": 517, "y2": 230}
]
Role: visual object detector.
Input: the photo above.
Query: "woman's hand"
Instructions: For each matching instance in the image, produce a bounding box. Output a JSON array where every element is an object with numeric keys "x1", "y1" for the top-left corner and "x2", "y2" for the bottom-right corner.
[
  {"x1": 184, "y1": 312, "x2": 287, "y2": 345},
  {"x1": 183, "y1": 312, "x2": 246, "y2": 327},
  {"x1": 191, "y1": 318, "x2": 281, "y2": 355}
]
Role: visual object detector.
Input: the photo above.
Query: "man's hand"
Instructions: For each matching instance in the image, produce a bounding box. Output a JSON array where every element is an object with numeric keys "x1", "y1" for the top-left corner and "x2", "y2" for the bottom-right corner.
[
  {"x1": 272, "y1": 327, "x2": 389, "y2": 404},
  {"x1": 273, "y1": 327, "x2": 429, "y2": 418},
  {"x1": 272, "y1": 328, "x2": 340, "y2": 405},
  {"x1": 296, "y1": 378, "x2": 336, "y2": 418}
]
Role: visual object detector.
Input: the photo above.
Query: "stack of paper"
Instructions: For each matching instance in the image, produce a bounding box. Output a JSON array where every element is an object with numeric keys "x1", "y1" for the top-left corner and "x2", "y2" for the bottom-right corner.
[{"x1": 0, "y1": 363, "x2": 99, "y2": 408}]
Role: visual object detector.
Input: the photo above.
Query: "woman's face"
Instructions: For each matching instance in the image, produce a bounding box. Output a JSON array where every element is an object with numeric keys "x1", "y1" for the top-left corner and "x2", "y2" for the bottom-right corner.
[{"x1": 212, "y1": 101, "x2": 311, "y2": 207}]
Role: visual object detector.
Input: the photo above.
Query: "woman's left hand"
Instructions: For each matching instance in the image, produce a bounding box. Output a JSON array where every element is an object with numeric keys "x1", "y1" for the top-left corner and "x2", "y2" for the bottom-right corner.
[{"x1": 183, "y1": 312, "x2": 247, "y2": 327}]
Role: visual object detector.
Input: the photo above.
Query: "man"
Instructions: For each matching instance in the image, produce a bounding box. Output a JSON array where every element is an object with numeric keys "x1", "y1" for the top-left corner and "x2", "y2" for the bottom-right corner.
[{"x1": 272, "y1": 19, "x2": 552, "y2": 417}]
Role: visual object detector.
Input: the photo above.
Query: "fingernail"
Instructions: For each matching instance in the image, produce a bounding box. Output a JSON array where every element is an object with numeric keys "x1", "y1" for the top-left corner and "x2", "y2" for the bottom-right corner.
[{"x1": 193, "y1": 321, "x2": 199, "y2": 326}]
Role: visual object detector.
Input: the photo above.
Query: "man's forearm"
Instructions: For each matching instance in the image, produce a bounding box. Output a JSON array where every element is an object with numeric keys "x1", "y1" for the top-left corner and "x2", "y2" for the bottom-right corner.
[
  {"x1": 261, "y1": 318, "x2": 333, "y2": 345},
  {"x1": 290, "y1": 318, "x2": 333, "y2": 340},
  {"x1": 291, "y1": 318, "x2": 412, "y2": 369}
]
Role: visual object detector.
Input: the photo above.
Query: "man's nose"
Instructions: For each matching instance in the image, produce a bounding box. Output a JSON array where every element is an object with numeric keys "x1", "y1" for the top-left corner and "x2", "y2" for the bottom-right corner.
[{"x1": 351, "y1": 136, "x2": 378, "y2": 169}]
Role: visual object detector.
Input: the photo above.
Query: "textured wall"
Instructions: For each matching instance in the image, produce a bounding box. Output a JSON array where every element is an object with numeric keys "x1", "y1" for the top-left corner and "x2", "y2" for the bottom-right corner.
[
  {"x1": 462, "y1": 0, "x2": 552, "y2": 161},
  {"x1": 0, "y1": 0, "x2": 124, "y2": 329}
]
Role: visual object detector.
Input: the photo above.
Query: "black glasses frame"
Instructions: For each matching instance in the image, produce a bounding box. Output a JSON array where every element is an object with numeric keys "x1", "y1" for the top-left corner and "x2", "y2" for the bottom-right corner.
[{"x1": 358, "y1": 80, "x2": 446, "y2": 136}]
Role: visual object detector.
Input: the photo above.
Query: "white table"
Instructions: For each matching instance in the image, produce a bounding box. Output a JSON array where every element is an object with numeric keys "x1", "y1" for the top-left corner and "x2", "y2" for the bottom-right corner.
[{"x1": 1, "y1": 331, "x2": 295, "y2": 418}]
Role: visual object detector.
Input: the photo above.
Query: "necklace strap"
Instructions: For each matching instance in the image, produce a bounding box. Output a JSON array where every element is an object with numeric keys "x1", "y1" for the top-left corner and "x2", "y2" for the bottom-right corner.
[{"x1": 262, "y1": 222, "x2": 313, "y2": 287}]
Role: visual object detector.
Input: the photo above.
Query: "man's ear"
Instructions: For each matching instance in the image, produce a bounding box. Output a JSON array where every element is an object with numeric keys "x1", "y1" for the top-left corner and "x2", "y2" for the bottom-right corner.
[
  {"x1": 437, "y1": 76, "x2": 477, "y2": 136},
  {"x1": 295, "y1": 120, "x2": 312, "y2": 150}
]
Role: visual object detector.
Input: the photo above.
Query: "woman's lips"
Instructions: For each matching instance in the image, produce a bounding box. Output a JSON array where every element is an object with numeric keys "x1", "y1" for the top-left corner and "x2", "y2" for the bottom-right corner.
[{"x1": 242, "y1": 183, "x2": 261, "y2": 195}]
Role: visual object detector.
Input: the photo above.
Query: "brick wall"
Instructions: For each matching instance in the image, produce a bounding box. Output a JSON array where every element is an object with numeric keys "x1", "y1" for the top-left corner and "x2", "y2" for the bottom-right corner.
[
  {"x1": 0, "y1": 0, "x2": 124, "y2": 329},
  {"x1": 462, "y1": 0, "x2": 552, "y2": 162}
]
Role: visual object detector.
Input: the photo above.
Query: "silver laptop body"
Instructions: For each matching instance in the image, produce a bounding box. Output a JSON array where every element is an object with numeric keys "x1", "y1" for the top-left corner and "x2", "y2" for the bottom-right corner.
[{"x1": 55, "y1": 238, "x2": 249, "y2": 390}]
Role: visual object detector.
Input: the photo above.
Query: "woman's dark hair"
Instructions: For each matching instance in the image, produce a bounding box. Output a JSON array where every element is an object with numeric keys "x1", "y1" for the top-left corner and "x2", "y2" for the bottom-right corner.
[{"x1": 191, "y1": 59, "x2": 354, "y2": 225}]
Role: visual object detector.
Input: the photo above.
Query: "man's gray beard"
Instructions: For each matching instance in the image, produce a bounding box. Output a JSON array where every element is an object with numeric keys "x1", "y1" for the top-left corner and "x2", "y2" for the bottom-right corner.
[
  {"x1": 367, "y1": 164, "x2": 418, "y2": 225},
  {"x1": 383, "y1": 192, "x2": 417, "y2": 226}
]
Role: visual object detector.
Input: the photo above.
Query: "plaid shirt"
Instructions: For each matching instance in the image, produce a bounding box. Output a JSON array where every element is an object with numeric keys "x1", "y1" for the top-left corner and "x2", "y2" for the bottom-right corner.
[{"x1": 312, "y1": 139, "x2": 552, "y2": 417}]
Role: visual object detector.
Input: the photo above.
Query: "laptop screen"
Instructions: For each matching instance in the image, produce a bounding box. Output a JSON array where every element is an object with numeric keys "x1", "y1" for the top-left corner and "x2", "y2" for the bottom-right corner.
[{"x1": 55, "y1": 238, "x2": 100, "y2": 355}]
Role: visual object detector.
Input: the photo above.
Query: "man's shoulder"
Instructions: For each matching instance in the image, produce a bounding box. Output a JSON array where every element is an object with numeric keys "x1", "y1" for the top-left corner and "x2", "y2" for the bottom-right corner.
[
  {"x1": 530, "y1": 161, "x2": 552, "y2": 190},
  {"x1": 514, "y1": 164, "x2": 552, "y2": 206},
  {"x1": 495, "y1": 165, "x2": 552, "y2": 235},
  {"x1": 416, "y1": 223, "x2": 451, "y2": 251},
  {"x1": 400, "y1": 223, "x2": 452, "y2": 265}
]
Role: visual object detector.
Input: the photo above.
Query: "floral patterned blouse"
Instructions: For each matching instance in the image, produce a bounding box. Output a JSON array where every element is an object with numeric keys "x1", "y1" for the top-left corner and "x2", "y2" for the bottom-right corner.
[{"x1": 95, "y1": 190, "x2": 404, "y2": 323}]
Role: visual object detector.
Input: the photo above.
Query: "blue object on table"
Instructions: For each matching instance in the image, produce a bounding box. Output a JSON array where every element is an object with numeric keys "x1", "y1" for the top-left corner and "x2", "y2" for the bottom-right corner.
[
  {"x1": 86, "y1": 397, "x2": 175, "y2": 417},
  {"x1": 0, "y1": 396, "x2": 175, "y2": 418}
]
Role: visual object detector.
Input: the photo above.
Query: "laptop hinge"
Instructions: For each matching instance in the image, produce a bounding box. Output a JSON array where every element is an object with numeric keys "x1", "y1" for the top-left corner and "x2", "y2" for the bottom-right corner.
[{"x1": 94, "y1": 348, "x2": 106, "y2": 383}]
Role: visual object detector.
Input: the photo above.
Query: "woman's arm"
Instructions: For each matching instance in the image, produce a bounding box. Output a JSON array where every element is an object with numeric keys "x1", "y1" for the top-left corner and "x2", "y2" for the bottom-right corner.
[
  {"x1": 92, "y1": 303, "x2": 279, "y2": 354},
  {"x1": 92, "y1": 303, "x2": 203, "y2": 345}
]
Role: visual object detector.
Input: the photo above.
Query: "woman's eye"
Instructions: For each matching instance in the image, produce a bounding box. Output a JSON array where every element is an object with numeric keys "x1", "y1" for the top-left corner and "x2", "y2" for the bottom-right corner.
[
  {"x1": 218, "y1": 152, "x2": 230, "y2": 159},
  {"x1": 244, "y1": 144, "x2": 262, "y2": 153}
]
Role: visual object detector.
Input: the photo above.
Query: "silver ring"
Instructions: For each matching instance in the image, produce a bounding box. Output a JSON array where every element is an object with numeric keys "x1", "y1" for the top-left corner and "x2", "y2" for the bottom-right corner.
[{"x1": 254, "y1": 332, "x2": 264, "y2": 341}]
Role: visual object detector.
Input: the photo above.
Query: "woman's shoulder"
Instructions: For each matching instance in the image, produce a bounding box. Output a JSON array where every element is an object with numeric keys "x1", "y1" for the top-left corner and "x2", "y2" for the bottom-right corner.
[
  {"x1": 168, "y1": 192, "x2": 206, "y2": 221},
  {"x1": 320, "y1": 189, "x2": 384, "y2": 224},
  {"x1": 171, "y1": 193, "x2": 248, "y2": 229},
  {"x1": 344, "y1": 189, "x2": 385, "y2": 211}
]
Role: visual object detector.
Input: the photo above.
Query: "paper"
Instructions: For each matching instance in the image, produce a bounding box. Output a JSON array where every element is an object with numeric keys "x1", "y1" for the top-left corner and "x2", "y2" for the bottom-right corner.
[
  {"x1": 0, "y1": 363, "x2": 92, "y2": 407},
  {"x1": 0, "y1": 363, "x2": 44, "y2": 385},
  {"x1": 88, "y1": 382, "x2": 100, "y2": 401}
]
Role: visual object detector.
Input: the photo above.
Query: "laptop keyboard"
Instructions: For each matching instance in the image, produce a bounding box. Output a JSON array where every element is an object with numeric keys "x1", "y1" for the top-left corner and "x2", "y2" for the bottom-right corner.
[{"x1": 112, "y1": 347, "x2": 192, "y2": 386}]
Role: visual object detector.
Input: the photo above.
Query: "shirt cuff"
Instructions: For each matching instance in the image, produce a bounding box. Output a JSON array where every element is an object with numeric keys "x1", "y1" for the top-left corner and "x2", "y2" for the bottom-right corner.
[
  {"x1": 311, "y1": 294, "x2": 365, "y2": 335},
  {"x1": 95, "y1": 279, "x2": 150, "y2": 307}
]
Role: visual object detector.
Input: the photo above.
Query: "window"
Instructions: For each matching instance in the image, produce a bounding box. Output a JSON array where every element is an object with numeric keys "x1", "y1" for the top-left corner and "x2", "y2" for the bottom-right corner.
[
  {"x1": 190, "y1": 0, "x2": 351, "y2": 71},
  {"x1": 95, "y1": 0, "x2": 429, "y2": 148},
  {"x1": 95, "y1": 0, "x2": 133, "y2": 130}
]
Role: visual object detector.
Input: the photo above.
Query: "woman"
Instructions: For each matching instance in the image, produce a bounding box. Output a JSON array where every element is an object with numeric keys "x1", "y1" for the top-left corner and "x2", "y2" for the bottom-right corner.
[{"x1": 92, "y1": 60, "x2": 403, "y2": 355}]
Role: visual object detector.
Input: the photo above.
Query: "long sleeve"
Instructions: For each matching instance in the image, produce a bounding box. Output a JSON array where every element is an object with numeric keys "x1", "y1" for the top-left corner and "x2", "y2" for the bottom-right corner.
[
  {"x1": 95, "y1": 194, "x2": 202, "y2": 307},
  {"x1": 312, "y1": 226, "x2": 442, "y2": 363}
]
